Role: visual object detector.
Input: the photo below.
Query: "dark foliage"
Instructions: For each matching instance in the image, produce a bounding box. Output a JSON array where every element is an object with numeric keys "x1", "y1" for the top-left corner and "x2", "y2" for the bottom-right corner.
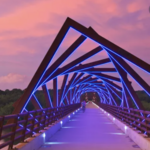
[{"x1": 0, "y1": 89, "x2": 150, "y2": 116}]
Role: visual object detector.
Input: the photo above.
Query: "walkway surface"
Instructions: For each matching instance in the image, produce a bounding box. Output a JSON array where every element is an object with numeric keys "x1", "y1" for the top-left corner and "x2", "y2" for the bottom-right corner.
[{"x1": 39, "y1": 102, "x2": 141, "y2": 150}]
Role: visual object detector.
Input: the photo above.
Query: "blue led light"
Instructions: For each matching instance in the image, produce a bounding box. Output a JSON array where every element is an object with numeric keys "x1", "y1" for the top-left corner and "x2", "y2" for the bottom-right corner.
[
  {"x1": 63, "y1": 61, "x2": 110, "y2": 75},
  {"x1": 105, "y1": 83, "x2": 117, "y2": 106},
  {"x1": 43, "y1": 133, "x2": 46, "y2": 138},
  {"x1": 43, "y1": 37, "x2": 86, "y2": 85},
  {"x1": 20, "y1": 21, "x2": 149, "y2": 114},
  {"x1": 21, "y1": 27, "x2": 71, "y2": 113},
  {"x1": 122, "y1": 83, "x2": 129, "y2": 108},
  {"x1": 108, "y1": 54, "x2": 140, "y2": 109},
  {"x1": 33, "y1": 94, "x2": 43, "y2": 109},
  {"x1": 49, "y1": 49, "x2": 105, "y2": 82},
  {"x1": 71, "y1": 26, "x2": 149, "y2": 74},
  {"x1": 45, "y1": 84, "x2": 53, "y2": 107},
  {"x1": 107, "y1": 51, "x2": 150, "y2": 96}
]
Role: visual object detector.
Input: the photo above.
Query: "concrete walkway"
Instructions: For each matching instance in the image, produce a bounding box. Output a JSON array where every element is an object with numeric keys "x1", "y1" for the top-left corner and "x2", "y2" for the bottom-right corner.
[{"x1": 39, "y1": 102, "x2": 141, "y2": 150}]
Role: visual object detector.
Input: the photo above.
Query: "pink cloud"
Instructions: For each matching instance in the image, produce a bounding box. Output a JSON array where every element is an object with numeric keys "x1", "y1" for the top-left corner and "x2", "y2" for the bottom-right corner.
[
  {"x1": 127, "y1": 0, "x2": 147, "y2": 13},
  {"x1": 0, "y1": 73, "x2": 30, "y2": 90},
  {"x1": 0, "y1": 0, "x2": 149, "y2": 90},
  {"x1": 0, "y1": 73, "x2": 28, "y2": 83}
]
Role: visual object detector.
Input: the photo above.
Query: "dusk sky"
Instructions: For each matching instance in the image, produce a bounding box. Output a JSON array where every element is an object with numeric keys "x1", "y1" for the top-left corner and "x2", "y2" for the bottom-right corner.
[{"x1": 0, "y1": 0, "x2": 150, "y2": 91}]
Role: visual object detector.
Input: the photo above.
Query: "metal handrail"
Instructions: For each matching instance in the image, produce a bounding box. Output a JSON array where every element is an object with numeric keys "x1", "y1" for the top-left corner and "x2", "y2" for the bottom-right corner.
[
  {"x1": 98, "y1": 103, "x2": 150, "y2": 136},
  {"x1": 0, "y1": 103, "x2": 81, "y2": 149}
]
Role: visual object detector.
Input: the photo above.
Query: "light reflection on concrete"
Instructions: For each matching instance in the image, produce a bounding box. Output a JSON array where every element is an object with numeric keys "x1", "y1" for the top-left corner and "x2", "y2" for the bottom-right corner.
[
  {"x1": 45, "y1": 142, "x2": 68, "y2": 145},
  {"x1": 62, "y1": 127, "x2": 78, "y2": 128},
  {"x1": 105, "y1": 132, "x2": 125, "y2": 135},
  {"x1": 69, "y1": 119, "x2": 79, "y2": 121}
]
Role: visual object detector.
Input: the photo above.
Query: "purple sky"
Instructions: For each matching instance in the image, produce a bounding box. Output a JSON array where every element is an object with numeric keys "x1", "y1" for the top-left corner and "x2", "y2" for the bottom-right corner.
[{"x1": 0, "y1": 0, "x2": 150, "y2": 90}]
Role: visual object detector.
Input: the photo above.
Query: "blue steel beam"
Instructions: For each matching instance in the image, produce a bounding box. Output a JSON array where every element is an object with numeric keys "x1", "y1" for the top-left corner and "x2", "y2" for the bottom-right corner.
[{"x1": 109, "y1": 54, "x2": 144, "y2": 110}]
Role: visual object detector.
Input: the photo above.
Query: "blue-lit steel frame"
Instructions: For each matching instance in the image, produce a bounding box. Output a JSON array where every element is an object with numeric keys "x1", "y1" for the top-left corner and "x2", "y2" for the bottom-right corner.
[
  {"x1": 42, "y1": 84, "x2": 53, "y2": 108},
  {"x1": 106, "y1": 49, "x2": 150, "y2": 96},
  {"x1": 12, "y1": 17, "x2": 149, "y2": 115},
  {"x1": 38, "y1": 35, "x2": 87, "y2": 86},
  {"x1": 59, "y1": 74, "x2": 69, "y2": 106},
  {"x1": 53, "y1": 77, "x2": 58, "y2": 107},
  {"x1": 108, "y1": 54, "x2": 144, "y2": 109},
  {"x1": 104, "y1": 83, "x2": 117, "y2": 106},
  {"x1": 41, "y1": 46, "x2": 103, "y2": 85},
  {"x1": 32, "y1": 94, "x2": 43, "y2": 109}
]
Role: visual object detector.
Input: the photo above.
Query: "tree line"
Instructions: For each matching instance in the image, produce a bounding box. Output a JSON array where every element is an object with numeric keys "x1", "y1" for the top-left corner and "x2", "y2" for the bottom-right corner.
[{"x1": 0, "y1": 89, "x2": 150, "y2": 116}]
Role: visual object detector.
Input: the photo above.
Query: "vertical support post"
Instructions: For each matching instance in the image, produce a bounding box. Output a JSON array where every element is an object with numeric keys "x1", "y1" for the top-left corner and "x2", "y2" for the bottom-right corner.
[
  {"x1": 0, "y1": 116, "x2": 4, "y2": 141},
  {"x1": 21, "y1": 113, "x2": 29, "y2": 142},
  {"x1": 53, "y1": 78, "x2": 58, "y2": 107},
  {"x1": 9, "y1": 115, "x2": 18, "y2": 149},
  {"x1": 67, "y1": 91, "x2": 71, "y2": 104},
  {"x1": 30, "y1": 111, "x2": 36, "y2": 137},
  {"x1": 70, "y1": 89, "x2": 72, "y2": 104}
]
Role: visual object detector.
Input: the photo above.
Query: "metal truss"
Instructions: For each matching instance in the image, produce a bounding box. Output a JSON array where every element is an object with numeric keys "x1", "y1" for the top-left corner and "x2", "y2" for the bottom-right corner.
[{"x1": 13, "y1": 17, "x2": 150, "y2": 114}]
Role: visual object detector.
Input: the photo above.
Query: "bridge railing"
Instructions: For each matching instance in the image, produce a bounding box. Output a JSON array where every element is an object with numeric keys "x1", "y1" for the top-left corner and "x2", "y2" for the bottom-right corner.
[
  {"x1": 98, "y1": 103, "x2": 150, "y2": 137},
  {"x1": 0, "y1": 103, "x2": 81, "y2": 149}
]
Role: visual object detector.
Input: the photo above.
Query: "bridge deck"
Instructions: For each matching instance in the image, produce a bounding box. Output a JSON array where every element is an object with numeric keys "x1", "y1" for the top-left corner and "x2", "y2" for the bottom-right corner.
[{"x1": 39, "y1": 102, "x2": 141, "y2": 150}]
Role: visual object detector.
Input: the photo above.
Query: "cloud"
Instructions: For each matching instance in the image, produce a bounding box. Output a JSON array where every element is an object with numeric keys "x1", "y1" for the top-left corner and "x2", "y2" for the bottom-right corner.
[
  {"x1": 0, "y1": 73, "x2": 30, "y2": 90},
  {"x1": 127, "y1": 0, "x2": 147, "y2": 13},
  {"x1": 0, "y1": 73, "x2": 28, "y2": 83},
  {"x1": 0, "y1": 0, "x2": 149, "y2": 90},
  {"x1": 0, "y1": 0, "x2": 38, "y2": 17}
]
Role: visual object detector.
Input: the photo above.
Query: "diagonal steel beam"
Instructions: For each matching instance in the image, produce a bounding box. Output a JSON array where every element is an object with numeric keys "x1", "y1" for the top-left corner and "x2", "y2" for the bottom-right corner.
[
  {"x1": 13, "y1": 18, "x2": 70, "y2": 113},
  {"x1": 100, "y1": 78, "x2": 122, "y2": 91},
  {"x1": 87, "y1": 72, "x2": 121, "y2": 82},
  {"x1": 42, "y1": 84, "x2": 53, "y2": 108},
  {"x1": 64, "y1": 58, "x2": 111, "y2": 74},
  {"x1": 43, "y1": 46, "x2": 103, "y2": 83},
  {"x1": 107, "y1": 51, "x2": 150, "y2": 96},
  {"x1": 66, "y1": 18, "x2": 150, "y2": 73},
  {"x1": 81, "y1": 68, "x2": 116, "y2": 73},
  {"x1": 39, "y1": 35, "x2": 87, "y2": 86},
  {"x1": 59, "y1": 74, "x2": 69, "y2": 105},
  {"x1": 109, "y1": 55, "x2": 144, "y2": 110}
]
